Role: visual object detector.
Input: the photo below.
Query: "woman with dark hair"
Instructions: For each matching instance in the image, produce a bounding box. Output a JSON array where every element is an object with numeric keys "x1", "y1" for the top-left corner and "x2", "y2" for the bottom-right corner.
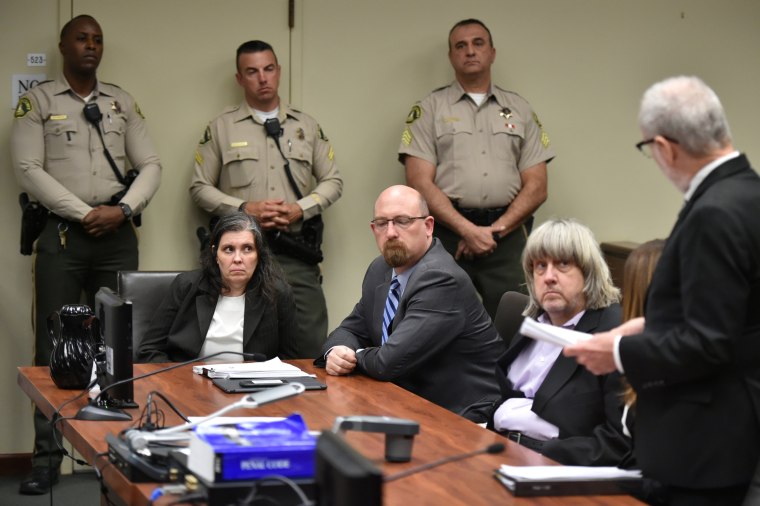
[{"x1": 137, "y1": 213, "x2": 299, "y2": 363}]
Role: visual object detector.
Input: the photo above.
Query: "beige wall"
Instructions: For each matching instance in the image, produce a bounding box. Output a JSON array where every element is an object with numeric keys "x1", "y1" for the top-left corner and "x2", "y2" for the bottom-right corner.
[
  {"x1": 2, "y1": 0, "x2": 759, "y2": 455},
  {"x1": 1, "y1": 0, "x2": 60, "y2": 457}
]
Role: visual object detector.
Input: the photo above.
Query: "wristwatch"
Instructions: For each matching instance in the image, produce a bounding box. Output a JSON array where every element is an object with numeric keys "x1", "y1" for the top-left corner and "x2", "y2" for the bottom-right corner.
[{"x1": 118, "y1": 203, "x2": 133, "y2": 220}]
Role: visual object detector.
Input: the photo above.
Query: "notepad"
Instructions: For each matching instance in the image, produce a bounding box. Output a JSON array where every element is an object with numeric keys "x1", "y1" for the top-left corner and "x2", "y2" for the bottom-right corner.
[{"x1": 494, "y1": 465, "x2": 642, "y2": 497}]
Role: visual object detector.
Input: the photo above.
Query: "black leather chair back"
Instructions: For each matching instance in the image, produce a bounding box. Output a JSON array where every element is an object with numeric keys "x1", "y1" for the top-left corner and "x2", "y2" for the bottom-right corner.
[
  {"x1": 494, "y1": 291, "x2": 529, "y2": 347},
  {"x1": 117, "y1": 271, "x2": 182, "y2": 357}
]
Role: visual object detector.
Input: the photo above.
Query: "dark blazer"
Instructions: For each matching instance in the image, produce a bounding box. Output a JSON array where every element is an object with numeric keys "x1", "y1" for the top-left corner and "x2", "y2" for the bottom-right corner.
[
  {"x1": 620, "y1": 154, "x2": 760, "y2": 489},
  {"x1": 317, "y1": 239, "x2": 505, "y2": 422},
  {"x1": 490, "y1": 305, "x2": 631, "y2": 467},
  {"x1": 137, "y1": 270, "x2": 300, "y2": 363}
]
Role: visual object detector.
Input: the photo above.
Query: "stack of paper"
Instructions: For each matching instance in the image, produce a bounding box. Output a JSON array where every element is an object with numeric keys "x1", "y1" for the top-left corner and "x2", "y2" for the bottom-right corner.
[
  {"x1": 192, "y1": 357, "x2": 311, "y2": 379},
  {"x1": 494, "y1": 465, "x2": 642, "y2": 496},
  {"x1": 518, "y1": 317, "x2": 591, "y2": 346},
  {"x1": 498, "y1": 465, "x2": 642, "y2": 481}
]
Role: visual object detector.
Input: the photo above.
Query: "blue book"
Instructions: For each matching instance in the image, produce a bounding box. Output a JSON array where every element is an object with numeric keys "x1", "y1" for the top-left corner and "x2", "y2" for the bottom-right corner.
[{"x1": 188, "y1": 414, "x2": 316, "y2": 482}]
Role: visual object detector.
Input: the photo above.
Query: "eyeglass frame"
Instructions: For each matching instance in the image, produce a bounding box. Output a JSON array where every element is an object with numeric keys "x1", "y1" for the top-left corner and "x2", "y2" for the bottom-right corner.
[
  {"x1": 370, "y1": 215, "x2": 428, "y2": 230},
  {"x1": 635, "y1": 135, "x2": 680, "y2": 157}
]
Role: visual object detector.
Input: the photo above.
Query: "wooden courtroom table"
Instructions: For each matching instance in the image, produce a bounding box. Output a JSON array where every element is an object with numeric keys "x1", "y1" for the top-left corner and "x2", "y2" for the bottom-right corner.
[{"x1": 18, "y1": 360, "x2": 643, "y2": 506}]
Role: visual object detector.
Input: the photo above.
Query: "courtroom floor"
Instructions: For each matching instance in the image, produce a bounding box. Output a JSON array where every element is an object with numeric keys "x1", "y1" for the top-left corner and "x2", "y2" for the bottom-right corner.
[{"x1": 0, "y1": 471, "x2": 100, "y2": 506}]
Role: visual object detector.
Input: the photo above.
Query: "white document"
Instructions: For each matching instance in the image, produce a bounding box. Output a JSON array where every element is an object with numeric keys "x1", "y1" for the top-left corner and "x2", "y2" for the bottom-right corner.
[
  {"x1": 192, "y1": 357, "x2": 311, "y2": 379},
  {"x1": 498, "y1": 464, "x2": 642, "y2": 481},
  {"x1": 518, "y1": 317, "x2": 591, "y2": 347}
]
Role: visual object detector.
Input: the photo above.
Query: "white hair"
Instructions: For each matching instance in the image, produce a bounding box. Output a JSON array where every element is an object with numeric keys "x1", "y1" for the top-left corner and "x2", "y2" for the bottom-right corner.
[{"x1": 638, "y1": 76, "x2": 732, "y2": 157}]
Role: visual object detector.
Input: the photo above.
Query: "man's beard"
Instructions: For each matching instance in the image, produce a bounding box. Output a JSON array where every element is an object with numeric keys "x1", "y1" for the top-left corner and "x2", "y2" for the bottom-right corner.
[{"x1": 382, "y1": 240, "x2": 410, "y2": 267}]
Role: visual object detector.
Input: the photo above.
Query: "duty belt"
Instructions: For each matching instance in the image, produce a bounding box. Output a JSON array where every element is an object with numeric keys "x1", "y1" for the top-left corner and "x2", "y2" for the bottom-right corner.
[{"x1": 452, "y1": 202, "x2": 508, "y2": 226}]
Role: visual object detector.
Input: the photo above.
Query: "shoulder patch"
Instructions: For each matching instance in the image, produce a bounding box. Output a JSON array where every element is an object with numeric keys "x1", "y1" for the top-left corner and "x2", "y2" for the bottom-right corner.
[
  {"x1": 134, "y1": 102, "x2": 145, "y2": 119},
  {"x1": 14, "y1": 97, "x2": 32, "y2": 119},
  {"x1": 318, "y1": 125, "x2": 329, "y2": 142},
  {"x1": 405, "y1": 105, "x2": 422, "y2": 125},
  {"x1": 533, "y1": 112, "x2": 550, "y2": 148},
  {"x1": 199, "y1": 125, "x2": 212, "y2": 145}
]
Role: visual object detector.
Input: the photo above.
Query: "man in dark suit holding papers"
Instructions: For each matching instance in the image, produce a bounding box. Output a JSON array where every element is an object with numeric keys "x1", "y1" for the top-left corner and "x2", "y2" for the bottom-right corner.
[
  {"x1": 488, "y1": 219, "x2": 630, "y2": 467},
  {"x1": 565, "y1": 76, "x2": 760, "y2": 505}
]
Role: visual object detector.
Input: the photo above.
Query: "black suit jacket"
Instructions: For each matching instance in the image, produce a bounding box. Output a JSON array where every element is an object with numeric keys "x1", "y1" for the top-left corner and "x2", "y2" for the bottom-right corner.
[
  {"x1": 137, "y1": 270, "x2": 300, "y2": 363},
  {"x1": 317, "y1": 239, "x2": 505, "y2": 421},
  {"x1": 491, "y1": 305, "x2": 631, "y2": 466},
  {"x1": 620, "y1": 154, "x2": 760, "y2": 488}
]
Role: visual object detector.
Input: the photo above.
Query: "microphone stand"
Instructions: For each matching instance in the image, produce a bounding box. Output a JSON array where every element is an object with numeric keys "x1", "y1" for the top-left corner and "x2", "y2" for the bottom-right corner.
[
  {"x1": 75, "y1": 351, "x2": 267, "y2": 421},
  {"x1": 124, "y1": 382, "x2": 306, "y2": 451},
  {"x1": 384, "y1": 443, "x2": 505, "y2": 482}
]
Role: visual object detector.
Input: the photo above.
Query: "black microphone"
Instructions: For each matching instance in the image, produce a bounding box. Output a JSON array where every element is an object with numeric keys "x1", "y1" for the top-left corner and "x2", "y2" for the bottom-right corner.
[
  {"x1": 83, "y1": 102, "x2": 103, "y2": 125},
  {"x1": 263, "y1": 117, "x2": 282, "y2": 138},
  {"x1": 74, "y1": 351, "x2": 268, "y2": 421},
  {"x1": 263, "y1": 118, "x2": 289, "y2": 168},
  {"x1": 384, "y1": 443, "x2": 505, "y2": 482}
]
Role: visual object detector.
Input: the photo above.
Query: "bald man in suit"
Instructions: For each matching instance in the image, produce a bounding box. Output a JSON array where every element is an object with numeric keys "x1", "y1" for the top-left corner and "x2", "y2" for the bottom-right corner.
[{"x1": 317, "y1": 185, "x2": 504, "y2": 422}]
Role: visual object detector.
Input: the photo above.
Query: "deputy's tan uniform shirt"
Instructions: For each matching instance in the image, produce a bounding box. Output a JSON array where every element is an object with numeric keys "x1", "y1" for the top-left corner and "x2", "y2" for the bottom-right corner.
[
  {"x1": 11, "y1": 76, "x2": 162, "y2": 221},
  {"x1": 399, "y1": 80, "x2": 554, "y2": 209},
  {"x1": 190, "y1": 102, "x2": 342, "y2": 226}
]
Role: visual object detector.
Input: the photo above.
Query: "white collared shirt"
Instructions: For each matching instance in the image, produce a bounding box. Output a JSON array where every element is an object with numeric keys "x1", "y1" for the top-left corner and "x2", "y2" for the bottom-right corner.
[
  {"x1": 684, "y1": 151, "x2": 740, "y2": 201},
  {"x1": 494, "y1": 311, "x2": 586, "y2": 440}
]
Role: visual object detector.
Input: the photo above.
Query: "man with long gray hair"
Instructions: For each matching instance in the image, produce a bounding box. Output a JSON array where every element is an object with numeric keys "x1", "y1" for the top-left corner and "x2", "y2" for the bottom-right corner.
[{"x1": 488, "y1": 218, "x2": 630, "y2": 467}]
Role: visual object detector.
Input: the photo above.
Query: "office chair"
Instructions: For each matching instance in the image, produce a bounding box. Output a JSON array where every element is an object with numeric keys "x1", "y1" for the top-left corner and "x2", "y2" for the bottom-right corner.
[
  {"x1": 117, "y1": 270, "x2": 183, "y2": 358},
  {"x1": 494, "y1": 291, "x2": 529, "y2": 347}
]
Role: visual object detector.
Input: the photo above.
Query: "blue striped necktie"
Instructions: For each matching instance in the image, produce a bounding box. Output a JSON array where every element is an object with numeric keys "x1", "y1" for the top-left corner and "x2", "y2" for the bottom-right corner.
[{"x1": 381, "y1": 278, "x2": 401, "y2": 344}]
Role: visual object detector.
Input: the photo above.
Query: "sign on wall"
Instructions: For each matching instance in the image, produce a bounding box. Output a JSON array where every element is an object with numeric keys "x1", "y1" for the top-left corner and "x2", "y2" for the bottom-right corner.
[{"x1": 11, "y1": 73, "x2": 46, "y2": 109}]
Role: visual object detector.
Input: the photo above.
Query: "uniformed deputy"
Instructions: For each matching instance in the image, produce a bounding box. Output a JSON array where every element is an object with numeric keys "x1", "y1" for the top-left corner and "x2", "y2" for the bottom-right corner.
[
  {"x1": 10, "y1": 15, "x2": 161, "y2": 495},
  {"x1": 190, "y1": 40, "x2": 342, "y2": 359},
  {"x1": 399, "y1": 18, "x2": 555, "y2": 321}
]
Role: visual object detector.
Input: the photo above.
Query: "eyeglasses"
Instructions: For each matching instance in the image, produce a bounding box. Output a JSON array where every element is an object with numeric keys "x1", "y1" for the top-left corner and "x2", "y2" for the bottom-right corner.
[
  {"x1": 635, "y1": 136, "x2": 679, "y2": 158},
  {"x1": 371, "y1": 215, "x2": 427, "y2": 230}
]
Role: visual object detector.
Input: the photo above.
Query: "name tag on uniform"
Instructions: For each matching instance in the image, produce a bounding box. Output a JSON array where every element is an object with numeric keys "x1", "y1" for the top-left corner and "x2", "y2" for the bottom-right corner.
[
  {"x1": 49, "y1": 114, "x2": 68, "y2": 120},
  {"x1": 230, "y1": 141, "x2": 248, "y2": 148}
]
